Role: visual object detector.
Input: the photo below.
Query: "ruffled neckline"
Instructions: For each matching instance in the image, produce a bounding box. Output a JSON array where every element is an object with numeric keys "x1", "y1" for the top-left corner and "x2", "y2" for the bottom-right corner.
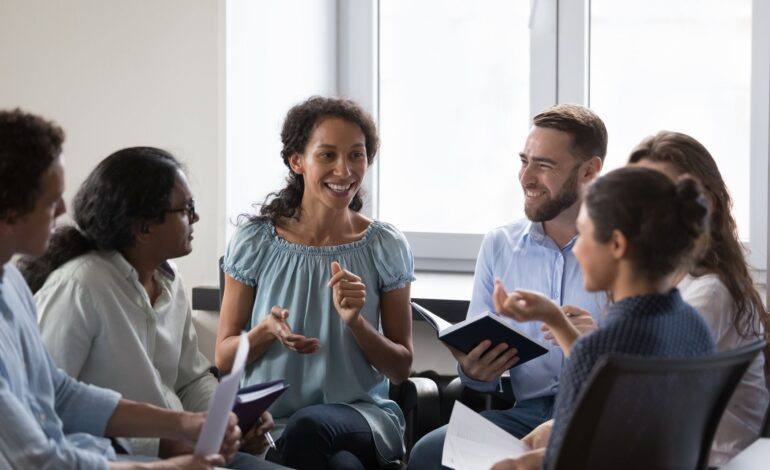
[{"x1": 266, "y1": 219, "x2": 382, "y2": 255}]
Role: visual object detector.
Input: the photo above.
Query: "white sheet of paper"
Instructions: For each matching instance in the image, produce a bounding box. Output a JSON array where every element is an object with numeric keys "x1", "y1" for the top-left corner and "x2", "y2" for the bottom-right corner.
[
  {"x1": 442, "y1": 401, "x2": 530, "y2": 470},
  {"x1": 194, "y1": 332, "x2": 249, "y2": 456}
]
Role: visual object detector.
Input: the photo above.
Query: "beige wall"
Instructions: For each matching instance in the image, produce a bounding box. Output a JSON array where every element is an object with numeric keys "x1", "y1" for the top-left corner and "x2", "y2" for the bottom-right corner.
[{"x1": 0, "y1": 0, "x2": 225, "y2": 290}]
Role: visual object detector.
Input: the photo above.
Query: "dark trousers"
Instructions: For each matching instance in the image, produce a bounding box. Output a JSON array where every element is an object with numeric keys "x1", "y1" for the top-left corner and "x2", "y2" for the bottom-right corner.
[{"x1": 267, "y1": 404, "x2": 379, "y2": 470}]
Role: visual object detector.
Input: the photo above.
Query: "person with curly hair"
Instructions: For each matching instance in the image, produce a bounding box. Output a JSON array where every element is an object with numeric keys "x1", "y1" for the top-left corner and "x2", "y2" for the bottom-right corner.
[
  {"x1": 0, "y1": 108, "x2": 240, "y2": 469},
  {"x1": 215, "y1": 96, "x2": 415, "y2": 470}
]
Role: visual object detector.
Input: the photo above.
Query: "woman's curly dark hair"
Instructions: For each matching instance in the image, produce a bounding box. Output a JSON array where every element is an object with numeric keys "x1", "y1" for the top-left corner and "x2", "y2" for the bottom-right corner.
[
  {"x1": 18, "y1": 147, "x2": 183, "y2": 292},
  {"x1": 0, "y1": 109, "x2": 64, "y2": 220},
  {"x1": 253, "y1": 96, "x2": 379, "y2": 224}
]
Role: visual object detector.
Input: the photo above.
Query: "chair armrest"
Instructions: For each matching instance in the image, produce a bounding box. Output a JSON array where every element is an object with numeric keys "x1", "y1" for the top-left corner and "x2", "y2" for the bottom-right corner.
[{"x1": 392, "y1": 377, "x2": 441, "y2": 458}]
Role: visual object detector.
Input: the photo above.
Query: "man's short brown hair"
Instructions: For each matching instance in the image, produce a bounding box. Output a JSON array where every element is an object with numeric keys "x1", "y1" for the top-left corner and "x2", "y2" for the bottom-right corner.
[{"x1": 533, "y1": 104, "x2": 607, "y2": 163}]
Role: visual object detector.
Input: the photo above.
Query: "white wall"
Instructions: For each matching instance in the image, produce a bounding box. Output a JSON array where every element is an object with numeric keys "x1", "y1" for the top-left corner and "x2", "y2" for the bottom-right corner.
[
  {"x1": 225, "y1": 0, "x2": 337, "y2": 238},
  {"x1": 0, "y1": 0, "x2": 224, "y2": 290},
  {"x1": 0, "y1": 0, "x2": 460, "y2": 374}
]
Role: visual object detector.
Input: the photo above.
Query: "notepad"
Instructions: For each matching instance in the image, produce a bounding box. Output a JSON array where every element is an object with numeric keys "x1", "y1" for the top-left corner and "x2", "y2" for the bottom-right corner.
[
  {"x1": 233, "y1": 380, "x2": 289, "y2": 432},
  {"x1": 411, "y1": 301, "x2": 548, "y2": 367},
  {"x1": 442, "y1": 401, "x2": 531, "y2": 470},
  {"x1": 195, "y1": 333, "x2": 249, "y2": 456}
]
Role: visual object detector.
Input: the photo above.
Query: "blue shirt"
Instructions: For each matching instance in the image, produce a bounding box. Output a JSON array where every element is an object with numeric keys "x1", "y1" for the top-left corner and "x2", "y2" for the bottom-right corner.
[
  {"x1": 460, "y1": 220, "x2": 606, "y2": 400},
  {"x1": 223, "y1": 219, "x2": 416, "y2": 466},
  {"x1": 0, "y1": 263, "x2": 121, "y2": 469},
  {"x1": 544, "y1": 289, "x2": 716, "y2": 469}
]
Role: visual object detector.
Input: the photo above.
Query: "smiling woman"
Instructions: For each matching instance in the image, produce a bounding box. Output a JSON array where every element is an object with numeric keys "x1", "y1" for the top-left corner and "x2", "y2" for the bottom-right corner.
[{"x1": 216, "y1": 96, "x2": 416, "y2": 470}]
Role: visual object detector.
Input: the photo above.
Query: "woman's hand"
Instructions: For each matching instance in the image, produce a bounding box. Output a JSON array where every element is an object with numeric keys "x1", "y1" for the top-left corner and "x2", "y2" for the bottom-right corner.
[
  {"x1": 522, "y1": 419, "x2": 553, "y2": 450},
  {"x1": 328, "y1": 261, "x2": 367, "y2": 326},
  {"x1": 261, "y1": 305, "x2": 320, "y2": 354},
  {"x1": 493, "y1": 281, "x2": 563, "y2": 324},
  {"x1": 541, "y1": 305, "x2": 597, "y2": 345}
]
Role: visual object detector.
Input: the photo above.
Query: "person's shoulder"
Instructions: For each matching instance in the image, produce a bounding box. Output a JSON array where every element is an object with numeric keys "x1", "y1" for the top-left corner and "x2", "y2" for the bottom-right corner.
[
  {"x1": 680, "y1": 274, "x2": 731, "y2": 304},
  {"x1": 231, "y1": 218, "x2": 273, "y2": 243},
  {"x1": 484, "y1": 218, "x2": 531, "y2": 243},
  {"x1": 44, "y1": 251, "x2": 110, "y2": 287},
  {"x1": 370, "y1": 219, "x2": 408, "y2": 245}
]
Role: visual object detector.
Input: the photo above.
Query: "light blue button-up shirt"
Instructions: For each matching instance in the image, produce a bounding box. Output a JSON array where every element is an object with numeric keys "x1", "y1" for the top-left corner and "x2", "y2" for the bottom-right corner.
[
  {"x1": 0, "y1": 263, "x2": 121, "y2": 469},
  {"x1": 459, "y1": 220, "x2": 606, "y2": 401}
]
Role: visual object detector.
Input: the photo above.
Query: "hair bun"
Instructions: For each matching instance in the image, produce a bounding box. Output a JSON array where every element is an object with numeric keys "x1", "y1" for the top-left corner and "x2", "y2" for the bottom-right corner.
[{"x1": 675, "y1": 175, "x2": 709, "y2": 240}]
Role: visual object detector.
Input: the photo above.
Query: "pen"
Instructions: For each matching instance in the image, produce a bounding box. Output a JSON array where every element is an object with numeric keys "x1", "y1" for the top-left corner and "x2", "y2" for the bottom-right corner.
[
  {"x1": 265, "y1": 430, "x2": 277, "y2": 450},
  {"x1": 259, "y1": 417, "x2": 277, "y2": 450}
]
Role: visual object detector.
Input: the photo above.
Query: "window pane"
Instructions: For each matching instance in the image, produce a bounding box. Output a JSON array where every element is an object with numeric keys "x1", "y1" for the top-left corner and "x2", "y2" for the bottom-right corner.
[
  {"x1": 379, "y1": 0, "x2": 530, "y2": 234},
  {"x1": 590, "y1": 0, "x2": 752, "y2": 238}
]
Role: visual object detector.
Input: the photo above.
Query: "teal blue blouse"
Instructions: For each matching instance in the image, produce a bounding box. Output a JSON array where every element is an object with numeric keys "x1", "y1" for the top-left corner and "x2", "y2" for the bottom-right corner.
[{"x1": 223, "y1": 219, "x2": 416, "y2": 465}]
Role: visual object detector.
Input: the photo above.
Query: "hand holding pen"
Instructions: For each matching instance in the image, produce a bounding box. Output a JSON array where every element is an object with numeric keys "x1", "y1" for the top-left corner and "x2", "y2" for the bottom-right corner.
[{"x1": 241, "y1": 411, "x2": 276, "y2": 454}]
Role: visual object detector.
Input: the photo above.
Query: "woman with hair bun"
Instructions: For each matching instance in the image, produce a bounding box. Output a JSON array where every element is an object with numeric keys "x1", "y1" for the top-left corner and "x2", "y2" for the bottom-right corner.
[
  {"x1": 630, "y1": 131, "x2": 769, "y2": 465},
  {"x1": 490, "y1": 166, "x2": 716, "y2": 470}
]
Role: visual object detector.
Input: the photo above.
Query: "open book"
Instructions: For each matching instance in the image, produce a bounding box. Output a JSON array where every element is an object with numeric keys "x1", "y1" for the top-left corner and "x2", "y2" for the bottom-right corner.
[
  {"x1": 411, "y1": 301, "x2": 548, "y2": 367},
  {"x1": 233, "y1": 379, "x2": 289, "y2": 432}
]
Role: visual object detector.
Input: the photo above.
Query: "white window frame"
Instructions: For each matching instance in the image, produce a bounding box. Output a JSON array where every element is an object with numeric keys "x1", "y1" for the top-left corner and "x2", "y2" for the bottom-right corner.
[{"x1": 337, "y1": 0, "x2": 769, "y2": 287}]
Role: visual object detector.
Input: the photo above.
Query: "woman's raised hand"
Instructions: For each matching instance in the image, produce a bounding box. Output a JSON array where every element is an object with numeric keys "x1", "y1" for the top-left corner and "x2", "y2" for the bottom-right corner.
[
  {"x1": 263, "y1": 305, "x2": 320, "y2": 354},
  {"x1": 493, "y1": 280, "x2": 563, "y2": 324},
  {"x1": 328, "y1": 261, "x2": 367, "y2": 326}
]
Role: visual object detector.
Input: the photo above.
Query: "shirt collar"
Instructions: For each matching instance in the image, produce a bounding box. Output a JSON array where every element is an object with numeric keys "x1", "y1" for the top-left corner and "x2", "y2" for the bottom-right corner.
[
  {"x1": 105, "y1": 251, "x2": 175, "y2": 284},
  {"x1": 525, "y1": 221, "x2": 578, "y2": 252}
]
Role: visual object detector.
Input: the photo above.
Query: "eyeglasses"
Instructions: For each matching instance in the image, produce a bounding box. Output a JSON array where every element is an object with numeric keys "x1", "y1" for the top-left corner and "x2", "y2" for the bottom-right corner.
[{"x1": 166, "y1": 201, "x2": 196, "y2": 221}]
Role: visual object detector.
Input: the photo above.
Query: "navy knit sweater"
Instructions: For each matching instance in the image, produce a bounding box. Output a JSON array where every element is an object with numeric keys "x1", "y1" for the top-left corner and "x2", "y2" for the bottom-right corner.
[{"x1": 544, "y1": 289, "x2": 716, "y2": 468}]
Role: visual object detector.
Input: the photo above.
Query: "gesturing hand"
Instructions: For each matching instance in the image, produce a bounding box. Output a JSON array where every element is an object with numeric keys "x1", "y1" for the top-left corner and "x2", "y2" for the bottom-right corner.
[
  {"x1": 541, "y1": 305, "x2": 597, "y2": 345},
  {"x1": 493, "y1": 280, "x2": 562, "y2": 324},
  {"x1": 262, "y1": 305, "x2": 320, "y2": 354},
  {"x1": 328, "y1": 261, "x2": 367, "y2": 326}
]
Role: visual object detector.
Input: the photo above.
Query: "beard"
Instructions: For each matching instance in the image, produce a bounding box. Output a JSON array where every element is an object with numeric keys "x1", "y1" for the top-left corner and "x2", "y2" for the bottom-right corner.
[{"x1": 524, "y1": 167, "x2": 580, "y2": 222}]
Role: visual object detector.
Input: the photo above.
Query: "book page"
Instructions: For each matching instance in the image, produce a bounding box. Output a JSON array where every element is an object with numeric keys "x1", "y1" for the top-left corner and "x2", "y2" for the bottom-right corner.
[
  {"x1": 442, "y1": 401, "x2": 530, "y2": 470},
  {"x1": 194, "y1": 332, "x2": 249, "y2": 456},
  {"x1": 411, "y1": 301, "x2": 453, "y2": 332}
]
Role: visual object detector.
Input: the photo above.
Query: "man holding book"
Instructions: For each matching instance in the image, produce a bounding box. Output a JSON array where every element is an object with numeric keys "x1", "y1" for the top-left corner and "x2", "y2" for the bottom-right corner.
[{"x1": 408, "y1": 104, "x2": 608, "y2": 469}]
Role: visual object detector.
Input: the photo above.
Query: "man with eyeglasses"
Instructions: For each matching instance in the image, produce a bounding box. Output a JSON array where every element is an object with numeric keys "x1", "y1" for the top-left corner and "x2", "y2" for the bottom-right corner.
[{"x1": 22, "y1": 145, "x2": 285, "y2": 469}]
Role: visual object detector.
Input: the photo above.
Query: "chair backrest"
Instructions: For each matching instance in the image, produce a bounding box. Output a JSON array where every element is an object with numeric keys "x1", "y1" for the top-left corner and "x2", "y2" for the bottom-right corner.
[{"x1": 551, "y1": 340, "x2": 765, "y2": 470}]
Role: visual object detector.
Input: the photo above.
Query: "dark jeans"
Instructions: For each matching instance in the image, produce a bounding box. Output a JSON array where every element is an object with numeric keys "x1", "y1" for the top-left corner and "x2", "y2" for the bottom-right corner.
[{"x1": 267, "y1": 404, "x2": 379, "y2": 470}]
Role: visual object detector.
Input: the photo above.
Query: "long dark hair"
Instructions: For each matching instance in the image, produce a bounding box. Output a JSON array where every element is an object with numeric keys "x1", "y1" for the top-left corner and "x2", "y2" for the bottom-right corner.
[
  {"x1": 585, "y1": 166, "x2": 709, "y2": 283},
  {"x1": 629, "y1": 131, "x2": 770, "y2": 367},
  {"x1": 18, "y1": 147, "x2": 183, "y2": 292},
  {"x1": 254, "y1": 96, "x2": 379, "y2": 224}
]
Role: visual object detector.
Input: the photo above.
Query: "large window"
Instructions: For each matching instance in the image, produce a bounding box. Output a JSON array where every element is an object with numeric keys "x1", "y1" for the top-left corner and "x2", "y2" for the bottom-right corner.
[
  {"x1": 591, "y1": 0, "x2": 752, "y2": 239},
  {"x1": 227, "y1": 0, "x2": 769, "y2": 275},
  {"x1": 379, "y1": 0, "x2": 530, "y2": 234},
  {"x1": 367, "y1": 0, "x2": 768, "y2": 272}
]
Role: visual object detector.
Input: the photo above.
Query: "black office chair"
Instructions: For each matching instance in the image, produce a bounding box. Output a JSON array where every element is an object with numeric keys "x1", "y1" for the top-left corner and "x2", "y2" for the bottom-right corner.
[
  {"x1": 761, "y1": 391, "x2": 770, "y2": 438},
  {"x1": 549, "y1": 340, "x2": 765, "y2": 470},
  {"x1": 217, "y1": 257, "x2": 441, "y2": 463}
]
